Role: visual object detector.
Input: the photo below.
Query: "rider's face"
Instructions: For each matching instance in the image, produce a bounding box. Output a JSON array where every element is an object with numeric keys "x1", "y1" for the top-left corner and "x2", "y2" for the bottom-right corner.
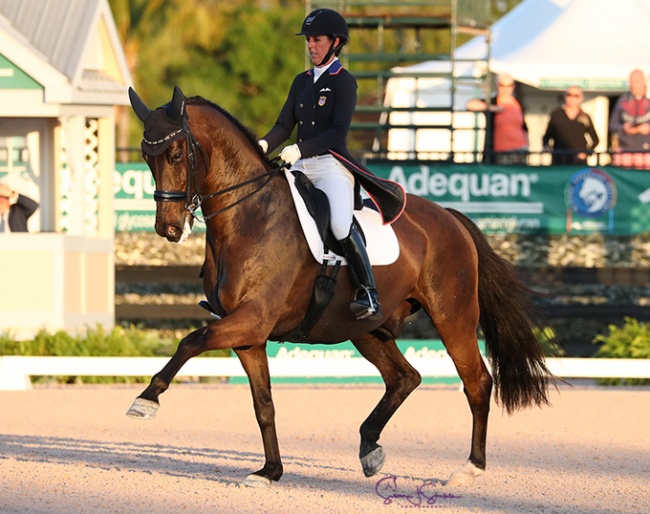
[{"x1": 305, "y1": 35, "x2": 337, "y2": 67}]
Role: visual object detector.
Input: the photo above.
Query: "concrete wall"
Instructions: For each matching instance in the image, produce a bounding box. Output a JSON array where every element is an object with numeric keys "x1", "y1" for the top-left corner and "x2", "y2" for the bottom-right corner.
[{"x1": 0, "y1": 234, "x2": 114, "y2": 339}]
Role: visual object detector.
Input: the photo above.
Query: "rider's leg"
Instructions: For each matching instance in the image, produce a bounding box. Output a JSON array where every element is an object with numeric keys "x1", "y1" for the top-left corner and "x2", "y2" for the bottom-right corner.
[
  {"x1": 301, "y1": 156, "x2": 381, "y2": 320},
  {"x1": 339, "y1": 224, "x2": 382, "y2": 320}
]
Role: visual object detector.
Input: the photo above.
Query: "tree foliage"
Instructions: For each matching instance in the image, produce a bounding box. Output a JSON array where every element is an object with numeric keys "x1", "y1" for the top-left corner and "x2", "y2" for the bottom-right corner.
[
  {"x1": 109, "y1": 0, "x2": 523, "y2": 149},
  {"x1": 109, "y1": 0, "x2": 304, "y2": 147}
]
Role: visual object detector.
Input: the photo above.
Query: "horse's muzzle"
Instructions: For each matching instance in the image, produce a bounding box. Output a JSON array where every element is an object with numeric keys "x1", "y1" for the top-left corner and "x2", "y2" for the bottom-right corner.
[
  {"x1": 156, "y1": 216, "x2": 192, "y2": 243},
  {"x1": 159, "y1": 223, "x2": 183, "y2": 242}
]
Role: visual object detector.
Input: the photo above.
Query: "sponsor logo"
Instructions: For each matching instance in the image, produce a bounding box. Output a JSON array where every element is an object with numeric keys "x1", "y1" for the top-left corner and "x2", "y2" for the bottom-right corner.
[{"x1": 565, "y1": 168, "x2": 617, "y2": 217}]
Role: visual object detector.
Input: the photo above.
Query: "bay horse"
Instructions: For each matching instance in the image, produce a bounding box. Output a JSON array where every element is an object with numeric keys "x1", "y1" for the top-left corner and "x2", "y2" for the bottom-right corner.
[{"x1": 126, "y1": 86, "x2": 555, "y2": 488}]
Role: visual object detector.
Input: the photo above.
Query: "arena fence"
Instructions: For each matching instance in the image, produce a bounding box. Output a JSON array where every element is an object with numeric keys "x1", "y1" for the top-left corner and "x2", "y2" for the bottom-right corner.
[{"x1": 0, "y1": 355, "x2": 648, "y2": 391}]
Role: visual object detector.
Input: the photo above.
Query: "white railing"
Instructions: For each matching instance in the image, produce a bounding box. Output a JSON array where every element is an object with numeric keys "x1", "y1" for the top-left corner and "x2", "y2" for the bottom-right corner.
[{"x1": 0, "y1": 356, "x2": 649, "y2": 391}]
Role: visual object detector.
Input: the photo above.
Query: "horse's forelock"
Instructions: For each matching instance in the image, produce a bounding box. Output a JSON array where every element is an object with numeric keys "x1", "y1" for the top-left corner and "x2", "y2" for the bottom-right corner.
[{"x1": 186, "y1": 96, "x2": 273, "y2": 166}]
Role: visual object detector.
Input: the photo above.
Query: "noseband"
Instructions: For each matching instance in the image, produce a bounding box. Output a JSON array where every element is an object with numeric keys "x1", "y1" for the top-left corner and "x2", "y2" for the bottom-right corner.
[{"x1": 146, "y1": 125, "x2": 283, "y2": 222}]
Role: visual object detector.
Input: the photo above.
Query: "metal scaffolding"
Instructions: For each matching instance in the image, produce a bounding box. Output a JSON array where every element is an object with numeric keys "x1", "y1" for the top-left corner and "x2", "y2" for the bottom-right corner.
[{"x1": 306, "y1": 0, "x2": 492, "y2": 160}]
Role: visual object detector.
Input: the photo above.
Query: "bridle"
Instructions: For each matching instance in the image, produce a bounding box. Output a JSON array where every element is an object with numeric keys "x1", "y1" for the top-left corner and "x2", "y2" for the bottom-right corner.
[{"x1": 147, "y1": 124, "x2": 284, "y2": 222}]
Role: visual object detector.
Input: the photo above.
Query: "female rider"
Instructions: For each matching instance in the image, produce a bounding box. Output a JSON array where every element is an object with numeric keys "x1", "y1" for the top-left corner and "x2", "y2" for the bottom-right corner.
[{"x1": 258, "y1": 8, "x2": 405, "y2": 321}]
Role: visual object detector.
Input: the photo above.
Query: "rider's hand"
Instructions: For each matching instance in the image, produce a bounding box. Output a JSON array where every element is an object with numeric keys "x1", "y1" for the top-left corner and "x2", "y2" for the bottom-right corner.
[
  {"x1": 257, "y1": 139, "x2": 268, "y2": 154},
  {"x1": 280, "y1": 144, "x2": 301, "y2": 165}
]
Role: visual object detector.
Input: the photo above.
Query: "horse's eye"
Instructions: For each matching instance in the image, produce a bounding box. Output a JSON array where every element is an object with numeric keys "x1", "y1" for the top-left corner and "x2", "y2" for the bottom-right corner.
[{"x1": 170, "y1": 151, "x2": 183, "y2": 164}]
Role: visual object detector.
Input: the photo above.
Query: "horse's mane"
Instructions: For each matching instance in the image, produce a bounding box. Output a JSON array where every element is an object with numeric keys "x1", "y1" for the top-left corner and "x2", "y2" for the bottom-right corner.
[{"x1": 186, "y1": 96, "x2": 274, "y2": 166}]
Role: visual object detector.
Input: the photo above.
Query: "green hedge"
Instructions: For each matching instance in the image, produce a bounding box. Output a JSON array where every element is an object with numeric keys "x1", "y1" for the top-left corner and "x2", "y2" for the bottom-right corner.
[
  {"x1": 9, "y1": 321, "x2": 647, "y2": 386},
  {"x1": 0, "y1": 324, "x2": 230, "y2": 384},
  {"x1": 593, "y1": 317, "x2": 650, "y2": 386}
]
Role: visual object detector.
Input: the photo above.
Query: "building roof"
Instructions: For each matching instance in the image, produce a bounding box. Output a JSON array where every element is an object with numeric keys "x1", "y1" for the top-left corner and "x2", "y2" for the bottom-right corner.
[{"x1": 0, "y1": 0, "x2": 132, "y2": 109}]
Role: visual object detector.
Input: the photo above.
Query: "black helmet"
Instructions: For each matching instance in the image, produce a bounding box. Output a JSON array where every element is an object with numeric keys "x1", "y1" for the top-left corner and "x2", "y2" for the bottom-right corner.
[{"x1": 297, "y1": 8, "x2": 349, "y2": 44}]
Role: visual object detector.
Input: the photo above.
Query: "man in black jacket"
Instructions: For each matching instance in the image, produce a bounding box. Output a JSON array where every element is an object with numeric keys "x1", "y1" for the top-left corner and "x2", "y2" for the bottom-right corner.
[{"x1": 0, "y1": 183, "x2": 39, "y2": 233}]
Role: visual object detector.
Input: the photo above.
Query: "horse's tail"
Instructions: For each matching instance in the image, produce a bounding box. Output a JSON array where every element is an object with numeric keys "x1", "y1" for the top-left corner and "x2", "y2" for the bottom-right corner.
[{"x1": 447, "y1": 208, "x2": 555, "y2": 414}]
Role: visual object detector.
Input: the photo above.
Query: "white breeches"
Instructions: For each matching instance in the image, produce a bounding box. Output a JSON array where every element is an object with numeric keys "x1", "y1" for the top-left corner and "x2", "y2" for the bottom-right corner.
[{"x1": 292, "y1": 154, "x2": 355, "y2": 240}]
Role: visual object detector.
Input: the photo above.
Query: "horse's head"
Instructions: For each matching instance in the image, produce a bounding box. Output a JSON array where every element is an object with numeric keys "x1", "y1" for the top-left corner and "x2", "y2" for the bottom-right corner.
[{"x1": 129, "y1": 86, "x2": 196, "y2": 243}]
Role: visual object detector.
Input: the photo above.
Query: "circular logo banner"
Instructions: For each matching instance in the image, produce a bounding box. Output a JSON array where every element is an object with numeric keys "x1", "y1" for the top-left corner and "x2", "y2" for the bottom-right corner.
[{"x1": 565, "y1": 168, "x2": 617, "y2": 217}]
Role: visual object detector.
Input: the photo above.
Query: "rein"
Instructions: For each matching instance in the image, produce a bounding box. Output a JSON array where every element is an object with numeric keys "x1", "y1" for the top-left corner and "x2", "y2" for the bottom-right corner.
[{"x1": 151, "y1": 127, "x2": 284, "y2": 222}]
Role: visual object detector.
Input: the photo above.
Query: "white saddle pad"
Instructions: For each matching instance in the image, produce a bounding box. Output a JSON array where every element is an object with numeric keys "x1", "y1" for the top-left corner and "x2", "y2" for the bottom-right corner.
[{"x1": 284, "y1": 169, "x2": 400, "y2": 266}]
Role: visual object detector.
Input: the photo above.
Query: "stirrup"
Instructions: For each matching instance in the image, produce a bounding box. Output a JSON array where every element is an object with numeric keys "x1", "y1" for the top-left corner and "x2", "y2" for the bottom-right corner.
[{"x1": 350, "y1": 287, "x2": 382, "y2": 320}]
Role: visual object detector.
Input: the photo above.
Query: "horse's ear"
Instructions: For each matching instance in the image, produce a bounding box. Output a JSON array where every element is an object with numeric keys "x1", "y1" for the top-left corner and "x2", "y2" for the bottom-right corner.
[
  {"x1": 168, "y1": 86, "x2": 187, "y2": 123},
  {"x1": 128, "y1": 87, "x2": 152, "y2": 122}
]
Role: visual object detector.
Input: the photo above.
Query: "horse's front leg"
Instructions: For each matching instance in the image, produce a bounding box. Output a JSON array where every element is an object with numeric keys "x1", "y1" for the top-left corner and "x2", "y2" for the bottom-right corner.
[
  {"x1": 127, "y1": 306, "x2": 271, "y2": 412},
  {"x1": 234, "y1": 345, "x2": 283, "y2": 487},
  {"x1": 126, "y1": 324, "x2": 215, "y2": 419}
]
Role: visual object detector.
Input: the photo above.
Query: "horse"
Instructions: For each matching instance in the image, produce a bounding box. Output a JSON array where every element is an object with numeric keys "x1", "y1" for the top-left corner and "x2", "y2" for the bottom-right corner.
[{"x1": 126, "y1": 86, "x2": 555, "y2": 488}]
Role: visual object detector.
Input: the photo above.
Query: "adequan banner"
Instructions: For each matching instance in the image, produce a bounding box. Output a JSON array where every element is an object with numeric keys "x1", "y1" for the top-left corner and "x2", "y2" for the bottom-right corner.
[
  {"x1": 368, "y1": 162, "x2": 650, "y2": 235},
  {"x1": 227, "y1": 339, "x2": 484, "y2": 385},
  {"x1": 114, "y1": 162, "x2": 650, "y2": 234},
  {"x1": 113, "y1": 163, "x2": 205, "y2": 232}
]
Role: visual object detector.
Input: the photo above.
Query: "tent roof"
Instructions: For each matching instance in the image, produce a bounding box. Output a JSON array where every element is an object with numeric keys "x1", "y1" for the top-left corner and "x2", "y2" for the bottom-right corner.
[
  {"x1": 393, "y1": 0, "x2": 650, "y2": 93},
  {"x1": 488, "y1": 0, "x2": 650, "y2": 91}
]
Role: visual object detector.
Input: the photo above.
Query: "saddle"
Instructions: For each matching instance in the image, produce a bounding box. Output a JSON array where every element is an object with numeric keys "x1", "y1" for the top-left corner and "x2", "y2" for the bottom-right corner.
[
  {"x1": 284, "y1": 169, "x2": 399, "y2": 266},
  {"x1": 291, "y1": 169, "x2": 365, "y2": 256},
  {"x1": 277, "y1": 169, "x2": 399, "y2": 342}
]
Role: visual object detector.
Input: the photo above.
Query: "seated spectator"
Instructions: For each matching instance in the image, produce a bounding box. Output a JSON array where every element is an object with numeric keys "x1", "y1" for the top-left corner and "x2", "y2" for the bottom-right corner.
[
  {"x1": 543, "y1": 86, "x2": 599, "y2": 165},
  {"x1": 609, "y1": 69, "x2": 650, "y2": 169}
]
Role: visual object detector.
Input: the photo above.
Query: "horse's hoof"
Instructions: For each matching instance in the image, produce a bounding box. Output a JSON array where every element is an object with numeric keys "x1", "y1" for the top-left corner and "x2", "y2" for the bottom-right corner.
[
  {"x1": 126, "y1": 398, "x2": 160, "y2": 419},
  {"x1": 244, "y1": 474, "x2": 272, "y2": 488},
  {"x1": 360, "y1": 446, "x2": 386, "y2": 477},
  {"x1": 446, "y1": 461, "x2": 483, "y2": 487}
]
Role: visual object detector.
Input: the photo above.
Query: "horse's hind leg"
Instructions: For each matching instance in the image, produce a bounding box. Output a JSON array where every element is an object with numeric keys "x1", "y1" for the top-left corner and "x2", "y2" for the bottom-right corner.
[
  {"x1": 436, "y1": 319, "x2": 493, "y2": 487},
  {"x1": 352, "y1": 333, "x2": 422, "y2": 477}
]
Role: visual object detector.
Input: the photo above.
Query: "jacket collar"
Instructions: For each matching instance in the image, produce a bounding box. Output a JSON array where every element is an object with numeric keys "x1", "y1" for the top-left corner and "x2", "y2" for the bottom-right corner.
[{"x1": 306, "y1": 58, "x2": 343, "y2": 77}]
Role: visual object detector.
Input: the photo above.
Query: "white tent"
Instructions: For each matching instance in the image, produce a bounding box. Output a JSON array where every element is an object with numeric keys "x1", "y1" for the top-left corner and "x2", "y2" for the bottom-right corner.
[
  {"x1": 488, "y1": 0, "x2": 650, "y2": 91},
  {"x1": 384, "y1": 0, "x2": 650, "y2": 160}
]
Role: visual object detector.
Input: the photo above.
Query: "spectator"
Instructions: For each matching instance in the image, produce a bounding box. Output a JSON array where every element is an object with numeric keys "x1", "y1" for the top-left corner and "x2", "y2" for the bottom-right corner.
[
  {"x1": 543, "y1": 86, "x2": 599, "y2": 165},
  {"x1": 0, "y1": 182, "x2": 39, "y2": 233},
  {"x1": 466, "y1": 72, "x2": 529, "y2": 164},
  {"x1": 609, "y1": 68, "x2": 650, "y2": 169}
]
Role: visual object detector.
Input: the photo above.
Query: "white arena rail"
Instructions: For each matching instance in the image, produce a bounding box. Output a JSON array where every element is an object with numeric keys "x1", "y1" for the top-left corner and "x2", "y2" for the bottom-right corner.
[{"x1": 0, "y1": 356, "x2": 649, "y2": 391}]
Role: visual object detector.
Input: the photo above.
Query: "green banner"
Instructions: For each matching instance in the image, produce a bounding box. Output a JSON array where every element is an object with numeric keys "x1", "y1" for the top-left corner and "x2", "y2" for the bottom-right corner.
[
  {"x1": 229, "y1": 339, "x2": 484, "y2": 385},
  {"x1": 114, "y1": 162, "x2": 650, "y2": 234},
  {"x1": 369, "y1": 162, "x2": 650, "y2": 234},
  {"x1": 113, "y1": 163, "x2": 205, "y2": 232}
]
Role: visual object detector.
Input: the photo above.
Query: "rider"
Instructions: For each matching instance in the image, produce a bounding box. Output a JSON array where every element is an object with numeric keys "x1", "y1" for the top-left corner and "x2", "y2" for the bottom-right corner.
[{"x1": 258, "y1": 8, "x2": 384, "y2": 321}]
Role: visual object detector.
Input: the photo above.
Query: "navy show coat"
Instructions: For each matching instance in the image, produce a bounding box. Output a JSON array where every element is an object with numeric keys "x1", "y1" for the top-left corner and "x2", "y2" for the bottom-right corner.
[{"x1": 262, "y1": 60, "x2": 405, "y2": 224}]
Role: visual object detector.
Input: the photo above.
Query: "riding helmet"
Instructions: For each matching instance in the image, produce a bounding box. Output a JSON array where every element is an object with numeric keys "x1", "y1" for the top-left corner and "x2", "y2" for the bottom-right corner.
[{"x1": 297, "y1": 8, "x2": 349, "y2": 44}]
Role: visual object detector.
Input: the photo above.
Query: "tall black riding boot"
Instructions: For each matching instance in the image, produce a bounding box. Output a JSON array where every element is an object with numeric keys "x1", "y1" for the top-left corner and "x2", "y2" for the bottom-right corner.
[{"x1": 339, "y1": 225, "x2": 382, "y2": 321}]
